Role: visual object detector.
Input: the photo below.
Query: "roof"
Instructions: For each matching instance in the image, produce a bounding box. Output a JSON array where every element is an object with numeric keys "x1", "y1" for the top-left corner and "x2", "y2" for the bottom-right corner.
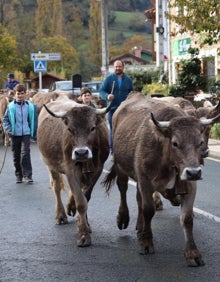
[
  {"x1": 144, "y1": 7, "x2": 155, "y2": 20},
  {"x1": 109, "y1": 53, "x2": 150, "y2": 65},
  {"x1": 31, "y1": 72, "x2": 64, "y2": 82}
]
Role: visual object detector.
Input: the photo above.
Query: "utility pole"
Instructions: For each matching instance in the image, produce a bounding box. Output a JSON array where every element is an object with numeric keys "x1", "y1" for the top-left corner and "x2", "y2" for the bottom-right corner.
[
  {"x1": 98, "y1": 0, "x2": 108, "y2": 76},
  {"x1": 155, "y1": 0, "x2": 164, "y2": 69}
]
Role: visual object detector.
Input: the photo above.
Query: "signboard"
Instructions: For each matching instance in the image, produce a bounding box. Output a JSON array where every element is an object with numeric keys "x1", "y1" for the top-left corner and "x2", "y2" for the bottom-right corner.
[
  {"x1": 34, "y1": 60, "x2": 47, "y2": 72},
  {"x1": 31, "y1": 53, "x2": 61, "y2": 61},
  {"x1": 172, "y1": 38, "x2": 191, "y2": 56}
]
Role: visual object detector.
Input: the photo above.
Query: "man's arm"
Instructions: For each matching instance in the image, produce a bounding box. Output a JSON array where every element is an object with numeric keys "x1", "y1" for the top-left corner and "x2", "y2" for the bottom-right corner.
[{"x1": 99, "y1": 79, "x2": 109, "y2": 101}]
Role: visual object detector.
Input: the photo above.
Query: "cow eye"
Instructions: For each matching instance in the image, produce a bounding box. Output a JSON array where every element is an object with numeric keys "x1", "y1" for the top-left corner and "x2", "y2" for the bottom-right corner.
[
  {"x1": 200, "y1": 140, "x2": 204, "y2": 146},
  {"x1": 91, "y1": 126, "x2": 96, "y2": 132},
  {"x1": 172, "y1": 141, "x2": 178, "y2": 148}
]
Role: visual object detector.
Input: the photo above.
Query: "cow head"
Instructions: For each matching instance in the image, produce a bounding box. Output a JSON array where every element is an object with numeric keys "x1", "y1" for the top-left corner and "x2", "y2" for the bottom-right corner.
[
  {"x1": 151, "y1": 112, "x2": 220, "y2": 181},
  {"x1": 43, "y1": 103, "x2": 110, "y2": 162}
]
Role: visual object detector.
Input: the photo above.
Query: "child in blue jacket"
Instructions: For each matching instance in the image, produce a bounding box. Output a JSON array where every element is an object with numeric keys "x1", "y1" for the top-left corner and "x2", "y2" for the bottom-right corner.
[{"x1": 3, "y1": 84, "x2": 38, "y2": 183}]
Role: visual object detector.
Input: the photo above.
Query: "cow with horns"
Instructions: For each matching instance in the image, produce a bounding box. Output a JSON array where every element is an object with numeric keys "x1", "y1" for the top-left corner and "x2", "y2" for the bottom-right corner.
[
  {"x1": 103, "y1": 92, "x2": 220, "y2": 266},
  {"x1": 37, "y1": 96, "x2": 111, "y2": 247}
]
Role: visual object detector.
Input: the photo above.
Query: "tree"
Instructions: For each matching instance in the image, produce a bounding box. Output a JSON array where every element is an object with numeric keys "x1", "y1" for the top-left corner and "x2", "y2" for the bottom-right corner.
[
  {"x1": 88, "y1": 0, "x2": 102, "y2": 71},
  {"x1": 169, "y1": 48, "x2": 207, "y2": 97},
  {"x1": 35, "y1": 0, "x2": 62, "y2": 39},
  {"x1": 167, "y1": 0, "x2": 220, "y2": 46},
  {"x1": 36, "y1": 35, "x2": 80, "y2": 79},
  {"x1": 122, "y1": 35, "x2": 151, "y2": 52},
  {"x1": 62, "y1": 4, "x2": 84, "y2": 48},
  {"x1": 0, "y1": 24, "x2": 17, "y2": 86}
]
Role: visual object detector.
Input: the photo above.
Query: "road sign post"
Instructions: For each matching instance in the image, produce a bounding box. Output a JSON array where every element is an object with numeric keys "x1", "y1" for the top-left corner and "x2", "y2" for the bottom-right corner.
[
  {"x1": 31, "y1": 51, "x2": 61, "y2": 90},
  {"x1": 34, "y1": 60, "x2": 47, "y2": 72},
  {"x1": 31, "y1": 53, "x2": 61, "y2": 61}
]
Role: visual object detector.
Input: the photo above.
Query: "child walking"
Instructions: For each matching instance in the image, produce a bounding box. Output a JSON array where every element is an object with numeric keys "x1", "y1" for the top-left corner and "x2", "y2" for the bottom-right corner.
[{"x1": 3, "y1": 84, "x2": 38, "y2": 183}]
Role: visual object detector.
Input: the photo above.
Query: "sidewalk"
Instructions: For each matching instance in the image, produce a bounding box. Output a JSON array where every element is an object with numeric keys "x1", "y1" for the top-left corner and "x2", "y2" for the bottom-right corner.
[{"x1": 208, "y1": 139, "x2": 220, "y2": 159}]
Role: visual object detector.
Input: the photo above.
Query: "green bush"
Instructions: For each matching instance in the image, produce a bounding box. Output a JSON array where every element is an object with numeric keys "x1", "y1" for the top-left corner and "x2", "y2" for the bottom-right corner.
[
  {"x1": 126, "y1": 69, "x2": 160, "y2": 91},
  {"x1": 210, "y1": 124, "x2": 220, "y2": 139},
  {"x1": 168, "y1": 84, "x2": 186, "y2": 97},
  {"x1": 142, "y1": 82, "x2": 168, "y2": 95}
]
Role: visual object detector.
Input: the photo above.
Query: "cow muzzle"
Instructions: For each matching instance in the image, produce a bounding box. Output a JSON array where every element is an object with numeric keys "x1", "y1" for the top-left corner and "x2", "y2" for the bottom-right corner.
[
  {"x1": 180, "y1": 167, "x2": 202, "y2": 181},
  {"x1": 72, "y1": 147, "x2": 93, "y2": 161}
]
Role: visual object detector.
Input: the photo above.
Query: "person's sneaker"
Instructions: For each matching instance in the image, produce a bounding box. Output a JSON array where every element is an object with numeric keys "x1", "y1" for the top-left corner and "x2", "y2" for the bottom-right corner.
[
  {"x1": 24, "y1": 176, "x2": 33, "y2": 183},
  {"x1": 16, "y1": 176, "x2": 23, "y2": 183}
]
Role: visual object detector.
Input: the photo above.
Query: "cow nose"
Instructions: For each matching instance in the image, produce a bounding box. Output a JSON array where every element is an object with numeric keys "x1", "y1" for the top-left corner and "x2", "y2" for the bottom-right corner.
[
  {"x1": 75, "y1": 148, "x2": 89, "y2": 160},
  {"x1": 185, "y1": 167, "x2": 202, "y2": 180}
]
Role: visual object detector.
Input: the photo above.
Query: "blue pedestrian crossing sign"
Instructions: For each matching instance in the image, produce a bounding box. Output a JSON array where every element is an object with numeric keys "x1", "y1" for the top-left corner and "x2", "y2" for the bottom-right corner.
[{"x1": 34, "y1": 60, "x2": 47, "y2": 72}]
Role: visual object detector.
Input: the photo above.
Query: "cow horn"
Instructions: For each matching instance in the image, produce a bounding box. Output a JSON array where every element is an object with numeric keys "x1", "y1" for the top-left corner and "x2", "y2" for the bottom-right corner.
[
  {"x1": 43, "y1": 104, "x2": 66, "y2": 118},
  {"x1": 151, "y1": 112, "x2": 170, "y2": 128},
  {"x1": 200, "y1": 113, "x2": 220, "y2": 125},
  {"x1": 95, "y1": 101, "x2": 113, "y2": 115}
]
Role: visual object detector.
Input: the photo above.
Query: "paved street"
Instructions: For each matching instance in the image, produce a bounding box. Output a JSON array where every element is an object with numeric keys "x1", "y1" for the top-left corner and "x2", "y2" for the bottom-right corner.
[{"x1": 0, "y1": 143, "x2": 220, "y2": 282}]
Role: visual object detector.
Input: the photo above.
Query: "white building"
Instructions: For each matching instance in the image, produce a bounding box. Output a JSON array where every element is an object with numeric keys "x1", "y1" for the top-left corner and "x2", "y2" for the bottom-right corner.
[{"x1": 149, "y1": 0, "x2": 220, "y2": 85}]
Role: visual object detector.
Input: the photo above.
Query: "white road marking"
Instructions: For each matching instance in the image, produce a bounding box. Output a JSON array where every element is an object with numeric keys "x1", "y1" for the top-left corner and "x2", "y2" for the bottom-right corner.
[
  {"x1": 207, "y1": 157, "x2": 220, "y2": 163},
  {"x1": 193, "y1": 207, "x2": 220, "y2": 223},
  {"x1": 103, "y1": 168, "x2": 220, "y2": 224}
]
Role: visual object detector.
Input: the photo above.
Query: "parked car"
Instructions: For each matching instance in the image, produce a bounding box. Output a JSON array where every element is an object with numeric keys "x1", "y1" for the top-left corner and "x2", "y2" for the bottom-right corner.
[{"x1": 49, "y1": 80, "x2": 81, "y2": 95}]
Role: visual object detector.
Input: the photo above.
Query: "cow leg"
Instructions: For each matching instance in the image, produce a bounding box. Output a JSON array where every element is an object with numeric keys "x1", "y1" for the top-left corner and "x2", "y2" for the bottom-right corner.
[
  {"x1": 136, "y1": 181, "x2": 155, "y2": 255},
  {"x1": 49, "y1": 170, "x2": 68, "y2": 224},
  {"x1": 152, "y1": 191, "x2": 163, "y2": 210},
  {"x1": 66, "y1": 174, "x2": 91, "y2": 247},
  {"x1": 136, "y1": 187, "x2": 142, "y2": 231},
  {"x1": 67, "y1": 168, "x2": 103, "y2": 232},
  {"x1": 116, "y1": 174, "x2": 130, "y2": 230},
  {"x1": 180, "y1": 183, "x2": 205, "y2": 267},
  {"x1": 66, "y1": 191, "x2": 76, "y2": 217}
]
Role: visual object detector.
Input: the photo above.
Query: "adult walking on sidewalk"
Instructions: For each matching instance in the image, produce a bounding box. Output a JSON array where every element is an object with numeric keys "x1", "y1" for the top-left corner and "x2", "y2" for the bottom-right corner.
[
  {"x1": 99, "y1": 60, "x2": 134, "y2": 157},
  {"x1": 3, "y1": 84, "x2": 38, "y2": 183}
]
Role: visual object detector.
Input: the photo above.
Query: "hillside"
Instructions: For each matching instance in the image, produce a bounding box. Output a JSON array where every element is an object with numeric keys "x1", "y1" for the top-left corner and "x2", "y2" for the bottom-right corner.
[
  {"x1": 108, "y1": 11, "x2": 152, "y2": 49},
  {"x1": 0, "y1": 0, "x2": 153, "y2": 83}
]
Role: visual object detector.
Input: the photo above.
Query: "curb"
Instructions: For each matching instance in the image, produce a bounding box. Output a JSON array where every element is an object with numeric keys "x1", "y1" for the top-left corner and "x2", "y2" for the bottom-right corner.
[{"x1": 208, "y1": 150, "x2": 220, "y2": 160}]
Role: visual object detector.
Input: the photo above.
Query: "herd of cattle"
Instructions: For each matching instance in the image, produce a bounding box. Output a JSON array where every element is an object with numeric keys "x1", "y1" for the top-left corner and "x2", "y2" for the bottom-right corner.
[{"x1": 1, "y1": 88, "x2": 220, "y2": 267}]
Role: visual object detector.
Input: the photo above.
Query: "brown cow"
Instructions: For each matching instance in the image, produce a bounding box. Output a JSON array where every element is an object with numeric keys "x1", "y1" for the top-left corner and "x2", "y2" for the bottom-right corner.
[
  {"x1": 103, "y1": 92, "x2": 220, "y2": 266},
  {"x1": 151, "y1": 96, "x2": 220, "y2": 209},
  {"x1": 0, "y1": 91, "x2": 14, "y2": 146},
  {"x1": 31, "y1": 90, "x2": 77, "y2": 114},
  {"x1": 37, "y1": 98, "x2": 110, "y2": 247}
]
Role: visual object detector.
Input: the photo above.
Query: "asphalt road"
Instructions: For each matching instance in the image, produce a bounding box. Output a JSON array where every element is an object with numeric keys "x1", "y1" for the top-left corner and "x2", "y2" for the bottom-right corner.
[{"x1": 0, "y1": 143, "x2": 220, "y2": 282}]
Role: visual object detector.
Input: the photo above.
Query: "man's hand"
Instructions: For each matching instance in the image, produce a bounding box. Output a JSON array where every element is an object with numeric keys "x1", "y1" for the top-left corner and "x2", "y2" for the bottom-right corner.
[
  {"x1": 7, "y1": 132, "x2": 12, "y2": 137},
  {"x1": 107, "y1": 94, "x2": 114, "y2": 101}
]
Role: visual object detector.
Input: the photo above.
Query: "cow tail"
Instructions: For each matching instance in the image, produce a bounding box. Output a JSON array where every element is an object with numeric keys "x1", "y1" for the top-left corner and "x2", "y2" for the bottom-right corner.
[{"x1": 102, "y1": 164, "x2": 117, "y2": 194}]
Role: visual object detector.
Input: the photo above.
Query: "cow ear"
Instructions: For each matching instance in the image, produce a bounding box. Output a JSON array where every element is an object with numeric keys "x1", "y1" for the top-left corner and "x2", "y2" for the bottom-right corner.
[
  {"x1": 149, "y1": 119, "x2": 172, "y2": 139},
  {"x1": 155, "y1": 126, "x2": 172, "y2": 138}
]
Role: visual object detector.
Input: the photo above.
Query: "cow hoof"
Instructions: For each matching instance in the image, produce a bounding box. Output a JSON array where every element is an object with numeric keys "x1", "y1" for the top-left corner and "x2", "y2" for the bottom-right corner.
[
  {"x1": 117, "y1": 213, "x2": 129, "y2": 230},
  {"x1": 139, "y1": 245, "x2": 155, "y2": 255},
  {"x1": 67, "y1": 205, "x2": 76, "y2": 217},
  {"x1": 186, "y1": 257, "x2": 205, "y2": 267},
  {"x1": 77, "y1": 234, "x2": 91, "y2": 247},
  {"x1": 56, "y1": 218, "x2": 68, "y2": 225},
  {"x1": 185, "y1": 254, "x2": 205, "y2": 267},
  {"x1": 67, "y1": 208, "x2": 76, "y2": 216},
  {"x1": 155, "y1": 201, "x2": 163, "y2": 210}
]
